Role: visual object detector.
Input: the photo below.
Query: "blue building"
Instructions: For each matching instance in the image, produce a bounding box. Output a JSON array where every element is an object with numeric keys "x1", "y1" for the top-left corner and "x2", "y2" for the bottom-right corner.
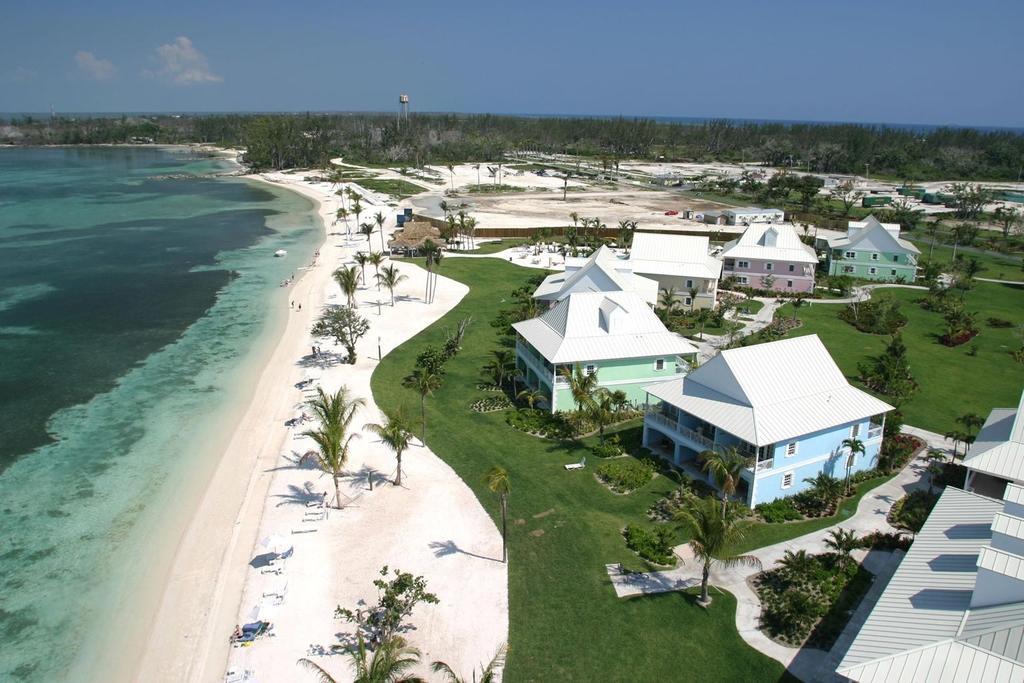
[{"x1": 642, "y1": 334, "x2": 893, "y2": 507}]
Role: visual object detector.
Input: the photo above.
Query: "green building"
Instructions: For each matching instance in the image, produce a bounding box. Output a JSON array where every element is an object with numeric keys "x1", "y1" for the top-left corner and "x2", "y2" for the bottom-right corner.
[
  {"x1": 513, "y1": 291, "x2": 698, "y2": 412},
  {"x1": 825, "y1": 215, "x2": 920, "y2": 282}
]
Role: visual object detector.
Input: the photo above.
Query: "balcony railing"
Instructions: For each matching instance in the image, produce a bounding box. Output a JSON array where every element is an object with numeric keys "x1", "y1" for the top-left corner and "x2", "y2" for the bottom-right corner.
[
  {"x1": 867, "y1": 426, "x2": 883, "y2": 440},
  {"x1": 679, "y1": 425, "x2": 715, "y2": 450},
  {"x1": 755, "y1": 458, "x2": 774, "y2": 471},
  {"x1": 645, "y1": 409, "x2": 679, "y2": 433}
]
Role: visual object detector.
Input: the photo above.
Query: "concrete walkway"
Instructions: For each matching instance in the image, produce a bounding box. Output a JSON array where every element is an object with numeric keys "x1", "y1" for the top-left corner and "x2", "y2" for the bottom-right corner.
[
  {"x1": 977, "y1": 276, "x2": 1024, "y2": 285},
  {"x1": 609, "y1": 427, "x2": 949, "y2": 680}
]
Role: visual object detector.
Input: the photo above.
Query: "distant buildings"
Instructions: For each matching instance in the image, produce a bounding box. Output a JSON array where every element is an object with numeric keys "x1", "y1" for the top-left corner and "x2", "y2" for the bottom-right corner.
[
  {"x1": 642, "y1": 335, "x2": 892, "y2": 507},
  {"x1": 822, "y1": 215, "x2": 920, "y2": 282},
  {"x1": 838, "y1": 484, "x2": 1024, "y2": 682},
  {"x1": 627, "y1": 233, "x2": 722, "y2": 309},
  {"x1": 964, "y1": 390, "x2": 1024, "y2": 499},
  {"x1": 720, "y1": 223, "x2": 818, "y2": 292},
  {"x1": 513, "y1": 291, "x2": 697, "y2": 412},
  {"x1": 532, "y1": 245, "x2": 659, "y2": 307},
  {"x1": 702, "y1": 207, "x2": 785, "y2": 226}
]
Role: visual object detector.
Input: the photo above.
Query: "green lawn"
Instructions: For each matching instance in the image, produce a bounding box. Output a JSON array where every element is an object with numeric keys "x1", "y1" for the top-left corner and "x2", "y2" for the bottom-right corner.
[
  {"x1": 452, "y1": 238, "x2": 528, "y2": 255},
  {"x1": 372, "y1": 258, "x2": 791, "y2": 681},
  {"x1": 907, "y1": 238, "x2": 1023, "y2": 280},
  {"x1": 777, "y1": 282, "x2": 1024, "y2": 433},
  {"x1": 353, "y1": 178, "x2": 429, "y2": 199}
]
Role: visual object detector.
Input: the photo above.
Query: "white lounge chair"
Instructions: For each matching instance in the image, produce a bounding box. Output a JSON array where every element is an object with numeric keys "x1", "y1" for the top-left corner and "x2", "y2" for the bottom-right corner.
[{"x1": 564, "y1": 456, "x2": 586, "y2": 471}]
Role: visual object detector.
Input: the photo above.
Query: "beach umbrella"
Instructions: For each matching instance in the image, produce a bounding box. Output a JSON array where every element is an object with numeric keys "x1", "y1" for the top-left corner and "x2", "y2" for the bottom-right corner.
[{"x1": 261, "y1": 534, "x2": 292, "y2": 556}]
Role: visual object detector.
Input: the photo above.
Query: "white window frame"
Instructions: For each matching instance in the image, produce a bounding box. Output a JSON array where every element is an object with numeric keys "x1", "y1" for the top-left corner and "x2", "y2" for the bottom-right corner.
[
  {"x1": 868, "y1": 267, "x2": 877, "y2": 275},
  {"x1": 737, "y1": 276, "x2": 749, "y2": 285},
  {"x1": 786, "y1": 280, "x2": 793, "y2": 288},
  {"x1": 871, "y1": 253, "x2": 879, "y2": 261},
  {"x1": 892, "y1": 254, "x2": 899, "y2": 262},
  {"x1": 685, "y1": 279, "x2": 694, "y2": 288},
  {"x1": 786, "y1": 442, "x2": 798, "y2": 457},
  {"x1": 788, "y1": 264, "x2": 795, "y2": 272},
  {"x1": 765, "y1": 262, "x2": 774, "y2": 271},
  {"x1": 842, "y1": 266, "x2": 855, "y2": 273},
  {"x1": 891, "y1": 269, "x2": 897, "y2": 276},
  {"x1": 737, "y1": 260, "x2": 749, "y2": 269},
  {"x1": 844, "y1": 251, "x2": 856, "y2": 259},
  {"x1": 655, "y1": 359, "x2": 665, "y2": 371},
  {"x1": 782, "y1": 472, "x2": 794, "y2": 489},
  {"x1": 585, "y1": 364, "x2": 596, "y2": 376}
]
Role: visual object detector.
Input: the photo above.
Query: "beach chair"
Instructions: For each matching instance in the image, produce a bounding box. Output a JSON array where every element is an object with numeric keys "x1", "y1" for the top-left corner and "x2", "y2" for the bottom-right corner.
[
  {"x1": 564, "y1": 456, "x2": 586, "y2": 471},
  {"x1": 224, "y1": 669, "x2": 253, "y2": 682},
  {"x1": 262, "y1": 578, "x2": 288, "y2": 601}
]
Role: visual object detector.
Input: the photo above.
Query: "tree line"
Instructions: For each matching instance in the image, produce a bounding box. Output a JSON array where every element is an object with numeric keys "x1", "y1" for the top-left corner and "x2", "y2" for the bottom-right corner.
[{"x1": 2, "y1": 112, "x2": 1022, "y2": 180}]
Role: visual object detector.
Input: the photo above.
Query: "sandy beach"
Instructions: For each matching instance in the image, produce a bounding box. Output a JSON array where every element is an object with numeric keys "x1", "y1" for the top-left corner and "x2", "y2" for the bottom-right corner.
[{"x1": 132, "y1": 169, "x2": 508, "y2": 682}]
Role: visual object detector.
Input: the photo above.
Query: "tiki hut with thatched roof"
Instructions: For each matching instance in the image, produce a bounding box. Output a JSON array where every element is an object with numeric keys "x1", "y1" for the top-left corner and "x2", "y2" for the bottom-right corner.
[{"x1": 388, "y1": 221, "x2": 442, "y2": 254}]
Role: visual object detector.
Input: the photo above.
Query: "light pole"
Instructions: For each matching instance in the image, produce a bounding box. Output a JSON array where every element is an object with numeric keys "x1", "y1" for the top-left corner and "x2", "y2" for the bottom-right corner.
[{"x1": 378, "y1": 336, "x2": 382, "y2": 361}]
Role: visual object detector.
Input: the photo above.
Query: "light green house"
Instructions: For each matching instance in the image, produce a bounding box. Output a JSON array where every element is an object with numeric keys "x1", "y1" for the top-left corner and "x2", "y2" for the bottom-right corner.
[
  {"x1": 825, "y1": 215, "x2": 920, "y2": 282},
  {"x1": 512, "y1": 291, "x2": 698, "y2": 412}
]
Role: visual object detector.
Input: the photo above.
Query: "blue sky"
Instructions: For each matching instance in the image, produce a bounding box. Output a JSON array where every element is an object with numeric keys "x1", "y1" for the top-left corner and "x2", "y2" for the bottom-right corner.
[{"x1": 1, "y1": 0, "x2": 1022, "y2": 127}]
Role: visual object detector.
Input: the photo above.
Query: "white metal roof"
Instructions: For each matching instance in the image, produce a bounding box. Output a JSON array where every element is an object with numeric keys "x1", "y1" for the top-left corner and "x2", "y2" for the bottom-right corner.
[
  {"x1": 628, "y1": 232, "x2": 723, "y2": 280},
  {"x1": 961, "y1": 602, "x2": 1024, "y2": 662},
  {"x1": 532, "y1": 245, "x2": 659, "y2": 305},
  {"x1": 978, "y1": 546, "x2": 1024, "y2": 582},
  {"x1": 826, "y1": 215, "x2": 921, "y2": 254},
  {"x1": 839, "y1": 639, "x2": 1024, "y2": 683},
  {"x1": 644, "y1": 334, "x2": 892, "y2": 446},
  {"x1": 512, "y1": 291, "x2": 697, "y2": 364},
  {"x1": 965, "y1": 392, "x2": 1024, "y2": 483},
  {"x1": 720, "y1": 223, "x2": 818, "y2": 264},
  {"x1": 838, "y1": 487, "x2": 1003, "y2": 675}
]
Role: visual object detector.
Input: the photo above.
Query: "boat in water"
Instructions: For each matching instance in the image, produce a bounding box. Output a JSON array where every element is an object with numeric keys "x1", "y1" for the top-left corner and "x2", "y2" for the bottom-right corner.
[{"x1": 274, "y1": 249, "x2": 287, "y2": 257}]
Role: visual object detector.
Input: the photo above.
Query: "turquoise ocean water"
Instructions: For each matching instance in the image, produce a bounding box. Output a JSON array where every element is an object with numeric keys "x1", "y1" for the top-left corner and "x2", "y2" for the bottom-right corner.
[{"x1": 0, "y1": 147, "x2": 321, "y2": 681}]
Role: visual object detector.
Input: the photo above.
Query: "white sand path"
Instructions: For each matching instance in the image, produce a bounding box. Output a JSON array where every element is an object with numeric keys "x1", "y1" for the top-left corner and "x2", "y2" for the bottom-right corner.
[{"x1": 135, "y1": 173, "x2": 507, "y2": 683}]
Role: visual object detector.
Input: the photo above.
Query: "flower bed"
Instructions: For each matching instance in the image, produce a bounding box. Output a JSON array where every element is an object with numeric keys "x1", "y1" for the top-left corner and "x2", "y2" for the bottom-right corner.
[
  {"x1": 504, "y1": 408, "x2": 577, "y2": 439},
  {"x1": 623, "y1": 524, "x2": 677, "y2": 566},
  {"x1": 888, "y1": 489, "x2": 939, "y2": 533},
  {"x1": 470, "y1": 395, "x2": 513, "y2": 413},
  {"x1": 596, "y1": 458, "x2": 656, "y2": 494}
]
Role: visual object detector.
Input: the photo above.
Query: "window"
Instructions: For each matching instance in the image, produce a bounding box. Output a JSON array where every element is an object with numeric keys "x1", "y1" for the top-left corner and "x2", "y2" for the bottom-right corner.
[
  {"x1": 684, "y1": 297, "x2": 692, "y2": 306},
  {"x1": 868, "y1": 267, "x2": 877, "y2": 275},
  {"x1": 685, "y1": 279, "x2": 694, "y2": 288},
  {"x1": 844, "y1": 251, "x2": 856, "y2": 259},
  {"x1": 585, "y1": 364, "x2": 596, "y2": 376},
  {"x1": 786, "y1": 442, "x2": 797, "y2": 457},
  {"x1": 842, "y1": 266, "x2": 855, "y2": 273},
  {"x1": 871, "y1": 253, "x2": 879, "y2": 261},
  {"x1": 724, "y1": 258, "x2": 735, "y2": 268},
  {"x1": 851, "y1": 423, "x2": 861, "y2": 438},
  {"x1": 738, "y1": 260, "x2": 749, "y2": 269},
  {"x1": 786, "y1": 280, "x2": 793, "y2": 288},
  {"x1": 765, "y1": 262, "x2": 774, "y2": 271},
  {"x1": 737, "y1": 276, "x2": 749, "y2": 284},
  {"x1": 655, "y1": 359, "x2": 665, "y2": 371},
  {"x1": 782, "y1": 472, "x2": 793, "y2": 489},
  {"x1": 891, "y1": 269, "x2": 897, "y2": 276},
  {"x1": 892, "y1": 255, "x2": 899, "y2": 262},
  {"x1": 788, "y1": 264, "x2": 795, "y2": 272}
]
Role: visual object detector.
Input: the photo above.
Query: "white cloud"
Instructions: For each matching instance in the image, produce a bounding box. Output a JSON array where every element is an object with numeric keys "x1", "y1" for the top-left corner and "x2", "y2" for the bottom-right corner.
[
  {"x1": 148, "y1": 36, "x2": 222, "y2": 86},
  {"x1": 74, "y1": 51, "x2": 116, "y2": 80}
]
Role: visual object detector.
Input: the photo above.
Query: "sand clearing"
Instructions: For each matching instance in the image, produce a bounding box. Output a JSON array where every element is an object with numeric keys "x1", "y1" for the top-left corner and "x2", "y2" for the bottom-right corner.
[{"x1": 134, "y1": 172, "x2": 507, "y2": 683}]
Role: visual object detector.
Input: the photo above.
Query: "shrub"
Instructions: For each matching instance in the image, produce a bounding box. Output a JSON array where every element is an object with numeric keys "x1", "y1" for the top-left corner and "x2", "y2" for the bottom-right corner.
[
  {"x1": 597, "y1": 458, "x2": 657, "y2": 494},
  {"x1": 755, "y1": 497, "x2": 803, "y2": 523},
  {"x1": 878, "y1": 434, "x2": 924, "y2": 472},
  {"x1": 647, "y1": 480, "x2": 717, "y2": 521},
  {"x1": 415, "y1": 345, "x2": 448, "y2": 376},
  {"x1": 889, "y1": 490, "x2": 939, "y2": 533},
  {"x1": 934, "y1": 461, "x2": 967, "y2": 489},
  {"x1": 505, "y1": 409, "x2": 576, "y2": 439},
  {"x1": 838, "y1": 299, "x2": 908, "y2": 334},
  {"x1": 591, "y1": 435, "x2": 623, "y2": 459},
  {"x1": 987, "y1": 317, "x2": 1014, "y2": 328},
  {"x1": 857, "y1": 530, "x2": 912, "y2": 551},
  {"x1": 470, "y1": 395, "x2": 512, "y2": 413},
  {"x1": 623, "y1": 524, "x2": 677, "y2": 566}
]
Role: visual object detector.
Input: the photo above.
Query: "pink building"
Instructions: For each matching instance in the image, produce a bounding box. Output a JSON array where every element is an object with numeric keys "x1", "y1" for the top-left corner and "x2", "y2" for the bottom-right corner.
[{"x1": 720, "y1": 223, "x2": 818, "y2": 293}]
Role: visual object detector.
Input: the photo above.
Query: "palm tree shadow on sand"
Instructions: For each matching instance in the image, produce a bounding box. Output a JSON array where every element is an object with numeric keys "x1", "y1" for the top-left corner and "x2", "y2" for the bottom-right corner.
[{"x1": 429, "y1": 539, "x2": 501, "y2": 563}]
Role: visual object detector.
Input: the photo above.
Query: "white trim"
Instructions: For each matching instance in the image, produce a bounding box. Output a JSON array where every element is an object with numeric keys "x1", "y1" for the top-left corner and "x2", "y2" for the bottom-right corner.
[
  {"x1": 781, "y1": 472, "x2": 794, "y2": 489},
  {"x1": 785, "y1": 441, "x2": 798, "y2": 457},
  {"x1": 737, "y1": 260, "x2": 749, "y2": 269},
  {"x1": 655, "y1": 358, "x2": 665, "y2": 371}
]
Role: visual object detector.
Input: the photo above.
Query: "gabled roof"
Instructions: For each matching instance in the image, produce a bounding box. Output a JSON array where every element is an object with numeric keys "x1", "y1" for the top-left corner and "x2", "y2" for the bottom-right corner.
[
  {"x1": 532, "y1": 245, "x2": 659, "y2": 305},
  {"x1": 512, "y1": 291, "x2": 697, "y2": 364},
  {"x1": 644, "y1": 335, "x2": 892, "y2": 446},
  {"x1": 827, "y1": 214, "x2": 921, "y2": 254},
  {"x1": 720, "y1": 223, "x2": 818, "y2": 264},
  {"x1": 965, "y1": 391, "x2": 1024, "y2": 483},
  {"x1": 628, "y1": 232, "x2": 723, "y2": 280},
  {"x1": 838, "y1": 486, "x2": 1009, "y2": 681}
]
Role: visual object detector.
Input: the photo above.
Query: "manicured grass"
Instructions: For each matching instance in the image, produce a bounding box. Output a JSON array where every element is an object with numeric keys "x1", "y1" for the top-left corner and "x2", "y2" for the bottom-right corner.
[
  {"x1": 737, "y1": 299, "x2": 765, "y2": 315},
  {"x1": 907, "y1": 238, "x2": 1023, "y2": 280},
  {"x1": 452, "y1": 238, "x2": 528, "y2": 255},
  {"x1": 353, "y1": 178, "x2": 429, "y2": 199},
  {"x1": 372, "y1": 258, "x2": 790, "y2": 681},
  {"x1": 776, "y1": 282, "x2": 1024, "y2": 433}
]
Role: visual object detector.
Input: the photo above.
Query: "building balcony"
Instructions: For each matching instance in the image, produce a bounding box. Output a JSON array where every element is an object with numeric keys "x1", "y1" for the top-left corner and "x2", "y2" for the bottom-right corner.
[{"x1": 755, "y1": 457, "x2": 774, "y2": 471}]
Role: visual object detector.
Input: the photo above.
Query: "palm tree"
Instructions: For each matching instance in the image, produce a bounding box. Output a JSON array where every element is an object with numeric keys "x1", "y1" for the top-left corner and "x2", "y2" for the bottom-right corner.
[
  {"x1": 364, "y1": 411, "x2": 414, "y2": 487},
  {"x1": 777, "y1": 549, "x2": 816, "y2": 577},
  {"x1": 825, "y1": 527, "x2": 859, "y2": 571},
  {"x1": 569, "y1": 211, "x2": 579, "y2": 229},
  {"x1": 695, "y1": 308, "x2": 711, "y2": 340},
  {"x1": 360, "y1": 222, "x2": 375, "y2": 249},
  {"x1": 803, "y1": 472, "x2": 844, "y2": 506},
  {"x1": 657, "y1": 287, "x2": 680, "y2": 321},
  {"x1": 374, "y1": 211, "x2": 388, "y2": 253},
  {"x1": 298, "y1": 634, "x2": 424, "y2": 683},
  {"x1": 925, "y1": 219, "x2": 942, "y2": 258},
  {"x1": 422, "y1": 240, "x2": 443, "y2": 304},
  {"x1": 446, "y1": 163, "x2": 455, "y2": 191},
  {"x1": 351, "y1": 196, "x2": 363, "y2": 229},
  {"x1": 926, "y1": 448, "x2": 946, "y2": 494},
  {"x1": 354, "y1": 252, "x2": 370, "y2": 285},
  {"x1": 335, "y1": 206, "x2": 350, "y2": 237},
  {"x1": 482, "y1": 349, "x2": 516, "y2": 391},
  {"x1": 687, "y1": 286, "x2": 699, "y2": 312},
  {"x1": 302, "y1": 386, "x2": 365, "y2": 509},
  {"x1": 463, "y1": 216, "x2": 477, "y2": 250},
  {"x1": 485, "y1": 467, "x2": 511, "y2": 563},
  {"x1": 376, "y1": 265, "x2": 408, "y2": 306},
  {"x1": 368, "y1": 252, "x2": 385, "y2": 290},
  {"x1": 699, "y1": 447, "x2": 751, "y2": 517},
  {"x1": 431, "y1": 644, "x2": 506, "y2": 683},
  {"x1": 334, "y1": 265, "x2": 361, "y2": 308},
  {"x1": 841, "y1": 437, "x2": 865, "y2": 495},
  {"x1": 402, "y1": 367, "x2": 442, "y2": 442},
  {"x1": 559, "y1": 363, "x2": 599, "y2": 413},
  {"x1": 516, "y1": 387, "x2": 545, "y2": 409},
  {"x1": 588, "y1": 389, "x2": 617, "y2": 443},
  {"x1": 791, "y1": 294, "x2": 807, "y2": 321},
  {"x1": 956, "y1": 413, "x2": 985, "y2": 439},
  {"x1": 674, "y1": 494, "x2": 761, "y2": 607},
  {"x1": 944, "y1": 429, "x2": 969, "y2": 460}
]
